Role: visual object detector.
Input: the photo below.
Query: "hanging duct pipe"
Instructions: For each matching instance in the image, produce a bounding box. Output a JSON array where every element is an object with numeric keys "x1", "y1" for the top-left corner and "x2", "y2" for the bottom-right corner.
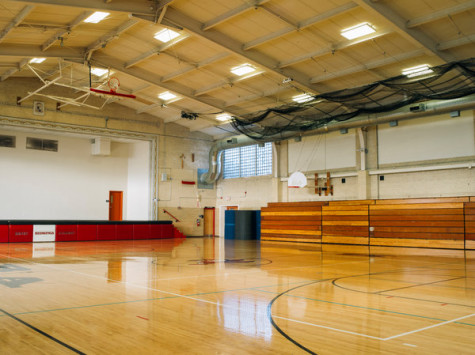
[{"x1": 200, "y1": 95, "x2": 475, "y2": 184}]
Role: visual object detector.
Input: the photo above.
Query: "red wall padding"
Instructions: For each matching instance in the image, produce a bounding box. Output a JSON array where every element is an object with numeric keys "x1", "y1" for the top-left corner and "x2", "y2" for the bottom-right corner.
[
  {"x1": 56, "y1": 225, "x2": 77, "y2": 242},
  {"x1": 133, "y1": 224, "x2": 151, "y2": 239},
  {"x1": 9, "y1": 225, "x2": 33, "y2": 243},
  {"x1": 0, "y1": 225, "x2": 9, "y2": 243},
  {"x1": 77, "y1": 225, "x2": 97, "y2": 241},
  {"x1": 1, "y1": 222, "x2": 178, "y2": 243},
  {"x1": 116, "y1": 224, "x2": 133, "y2": 240},
  {"x1": 97, "y1": 224, "x2": 117, "y2": 241},
  {"x1": 161, "y1": 224, "x2": 174, "y2": 239}
]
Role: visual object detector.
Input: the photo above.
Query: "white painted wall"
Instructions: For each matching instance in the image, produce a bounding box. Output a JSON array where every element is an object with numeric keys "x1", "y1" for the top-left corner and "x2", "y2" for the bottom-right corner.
[
  {"x1": 378, "y1": 111, "x2": 475, "y2": 165},
  {"x1": 0, "y1": 129, "x2": 150, "y2": 220},
  {"x1": 126, "y1": 140, "x2": 151, "y2": 220},
  {"x1": 288, "y1": 131, "x2": 356, "y2": 173}
]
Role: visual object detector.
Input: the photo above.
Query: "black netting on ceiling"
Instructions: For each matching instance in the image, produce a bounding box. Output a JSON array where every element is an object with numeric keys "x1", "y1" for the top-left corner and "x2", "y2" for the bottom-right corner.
[{"x1": 231, "y1": 58, "x2": 475, "y2": 141}]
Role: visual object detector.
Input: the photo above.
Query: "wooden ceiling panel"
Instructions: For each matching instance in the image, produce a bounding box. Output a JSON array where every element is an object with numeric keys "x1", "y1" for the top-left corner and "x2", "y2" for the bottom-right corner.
[{"x1": 0, "y1": 0, "x2": 473, "y2": 138}]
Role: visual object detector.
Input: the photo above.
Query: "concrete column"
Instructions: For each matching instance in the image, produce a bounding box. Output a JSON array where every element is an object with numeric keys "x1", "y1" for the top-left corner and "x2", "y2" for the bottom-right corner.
[{"x1": 357, "y1": 170, "x2": 371, "y2": 199}]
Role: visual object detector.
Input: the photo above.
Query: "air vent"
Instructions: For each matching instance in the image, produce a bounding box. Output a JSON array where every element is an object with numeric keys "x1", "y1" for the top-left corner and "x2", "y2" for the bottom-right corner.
[
  {"x1": 0, "y1": 135, "x2": 15, "y2": 148},
  {"x1": 26, "y1": 137, "x2": 58, "y2": 152}
]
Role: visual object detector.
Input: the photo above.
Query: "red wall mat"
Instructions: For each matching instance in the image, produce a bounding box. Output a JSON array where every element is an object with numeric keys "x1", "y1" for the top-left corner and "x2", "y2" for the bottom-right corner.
[
  {"x1": 161, "y1": 224, "x2": 174, "y2": 239},
  {"x1": 9, "y1": 225, "x2": 33, "y2": 243},
  {"x1": 0, "y1": 225, "x2": 9, "y2": 243},
  {"x1": 56, "y1": 225, "x2": 77, "y2": 242},
  {"x1": 133, "y1": 224, "x2": 151, "y2": 240},
  {"x1": 77, "y1": 225, "x2": 97, "y2": 241},
  {"x1": 116, "y1": 224, "x2": 133, "y2": 240},
  {"x1": 150, "y1": 224, "x2": 163, "y2": 239},
  {"x1": 97, "y1": 224, "x2": 117, "y2": 241}
]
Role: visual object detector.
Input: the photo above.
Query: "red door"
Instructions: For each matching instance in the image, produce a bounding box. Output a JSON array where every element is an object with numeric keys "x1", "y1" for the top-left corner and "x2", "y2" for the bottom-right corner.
[{"x1": 109, "y1": 191, "x2": 123, "y2": 221}]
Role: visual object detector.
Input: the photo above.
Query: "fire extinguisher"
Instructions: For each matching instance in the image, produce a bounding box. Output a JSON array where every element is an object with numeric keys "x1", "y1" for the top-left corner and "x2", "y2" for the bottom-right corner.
[{"x1": 196, "y1": 218, "x2": 201, "y2": 227}]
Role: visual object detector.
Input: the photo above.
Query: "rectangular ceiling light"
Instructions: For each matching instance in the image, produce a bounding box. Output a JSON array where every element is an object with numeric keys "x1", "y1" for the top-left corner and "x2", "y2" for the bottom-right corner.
[
  {"x1": 91, "y1": 67, "x2": 109, "y2": 77},
  {"x1": 29, "y1": 58, "x2": 46, "y2": 64},
  {"x1": 341, "y1": 22, "x2": 376, "y2": 40},
  {"x1": 154, "y1": 28, "x2": 180, "y2": 43},
  {"x1": 231, "y1": 63, "x2": 256, "y2": 76},
  {"x1": 402, "y1": 64, "x2": 434, "y2": 78},
  {"x1": 292, "y1": 93, "x2": 313, "y2": 103},
  {"x1": 84, "y1": 11, "x2": 110, "y2": 24},
  {"x1": 216, "y1": 113, "x2": 232, "y2": 122},
  {"x1": 158, "y1": 91, "x2": 177, "y2": 101}
]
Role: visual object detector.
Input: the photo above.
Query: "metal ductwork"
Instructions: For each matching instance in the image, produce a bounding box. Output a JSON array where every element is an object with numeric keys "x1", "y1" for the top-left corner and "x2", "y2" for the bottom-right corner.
[{"x1": 200, "y1": 95, "x2": 475, "y2": 184}]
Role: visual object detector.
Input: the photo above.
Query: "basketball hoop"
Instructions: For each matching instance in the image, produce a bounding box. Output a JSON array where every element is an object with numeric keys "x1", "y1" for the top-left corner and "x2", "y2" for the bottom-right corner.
[
  {"x1": 288, "y1": 171, "x2": 307, "y2": 188},
  {"x1": 90, "y1": 76, "x2": 136, "y2": 99},
  {"x1": 108, "y1": 77, "x2": 120, "y2": 92}
]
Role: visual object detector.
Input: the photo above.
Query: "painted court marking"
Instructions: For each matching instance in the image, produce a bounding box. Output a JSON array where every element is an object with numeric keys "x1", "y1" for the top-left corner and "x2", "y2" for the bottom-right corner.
[
  {"x1": 0, "y1": 252, "x2": 473, "y2": 345},
  {"x1": 383, "y1": 313, "x2": 475, "y2": 341}
]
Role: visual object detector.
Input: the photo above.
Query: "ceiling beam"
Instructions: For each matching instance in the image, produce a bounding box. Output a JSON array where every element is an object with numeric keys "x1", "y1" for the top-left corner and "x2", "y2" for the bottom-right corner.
[
  {"x1": 90, "y1": 54, "x2": 242, "y2": 117},
  {"x1": 8, "y1": 0, "x2": 157, "y2": 16},
  {"x1": 202, "y1": 0, "x2": 270, "y2": 31},
  {"x1": 310, "y1": 49, "x2": 426, "y2": 83},
  {"x1": 194, "y1": 71, "x2": 265, "y2": 96},
  {"x1": 437, "y1": 33, "x2": 475, "y2": 51},
  {"x1": 243, "y1": 2, "x2": 357, "y2": 50},
  {"x1": 42, "y1": 11, "x2": 93, "y2": 51},
  {"x1": 225, "y1": 85, "x2": 292, "y2": 107},
  {"x1": 124, "y1": 33, "x2": 189, "y2": 68},
  {"x1": 163, "y1": 7, "x2": 322, "y2": 94},
  {"x1": 0, "y1": 5, "x2": 35, "y2": 43},
  {"x1": 259, "y1": 6, "x2": 297, "y2": 28},
  {"x1": 1, "y1": 58, "x2": 29, "y2": 81},
  {"x1": 406, "y1": 1, "x2": 475, "y2": 28},
  {"x1": 0, "y1": 43, "x2": 84, "y2": 59},
  {"x1": 86, "y1": 19, "x2": 139, "y2": 60},
  {"x1": 161, "y1": 52, "x2": 229, "y2": 82},
  {"x1": 353, "y1": 0, "x2": 456, "y2": 63},
  {"x1": 278, "y1": 28, "x2": 393, "y2": 68}
]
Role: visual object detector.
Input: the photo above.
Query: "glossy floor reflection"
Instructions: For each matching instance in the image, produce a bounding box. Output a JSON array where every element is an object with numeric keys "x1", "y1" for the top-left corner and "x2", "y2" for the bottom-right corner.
[{"x1": 0, "y1": 239, "x2": 474, "y2": 354}]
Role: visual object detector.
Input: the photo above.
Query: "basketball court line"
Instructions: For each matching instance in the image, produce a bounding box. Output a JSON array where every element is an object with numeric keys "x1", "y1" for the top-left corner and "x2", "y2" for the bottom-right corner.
[
  {"x1": 1, "y1": 252, "x2": 473, "y2": 346},
  {"x1": 254, "y1": 289, "x2": 473, "y2": 325},
  {"x1": 382, "y1": 313, "x2": 475, "y2": 341}
]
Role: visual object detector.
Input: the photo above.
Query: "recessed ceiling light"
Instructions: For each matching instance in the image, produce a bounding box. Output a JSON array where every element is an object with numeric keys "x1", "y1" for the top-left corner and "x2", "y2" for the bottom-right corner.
[
  {"x1": 216, "y1": 113, "x2": 232, "y2": 122},
  {"x1": 90, "y1": 67, "x2": 109, "y2": 77},
  {"x1": 158, "y1": 91, "x2": 177, "y2": 101},
  {"x1": 402, "y1": 64, "x2": 434, "y2": 78},
  {"x1": 231, "y1": 63, "x2": 256, "y2": 76},
  {"x1": 292, "y1": 93, "x2": 313, "y2": 103},
  {"x1": 341, "y1": 22, "x2": 376, "y2": 40},
  {"x1": 154, "y1": 29, "x2": 180, "y2": 43},
  {"x1": 29, "y1": 58, "x2": 46, "y2": 64},
  {"x1": 84, "y1": 11, "x2": 110, "y2": 24}
]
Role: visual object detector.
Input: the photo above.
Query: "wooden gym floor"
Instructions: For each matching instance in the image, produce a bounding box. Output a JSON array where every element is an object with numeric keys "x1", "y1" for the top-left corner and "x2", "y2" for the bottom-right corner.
[{"x1": 0, "y1": 238, "x2": 473, "y2": 354}]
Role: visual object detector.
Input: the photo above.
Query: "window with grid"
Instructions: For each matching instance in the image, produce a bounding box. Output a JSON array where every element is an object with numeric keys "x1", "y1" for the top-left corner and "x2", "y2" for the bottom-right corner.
[{"x1": 223, "y1": 143, "x2": 272, "y2": 179}]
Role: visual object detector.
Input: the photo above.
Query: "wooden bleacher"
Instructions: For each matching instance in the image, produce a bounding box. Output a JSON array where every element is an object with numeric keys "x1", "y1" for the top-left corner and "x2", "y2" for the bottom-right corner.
[
  {"x1": 261, "y1": 201, "x2": 326, "y2": 243},
  {"x1": 369, "y1": 198, "x2": 466, "y2": 249},
  {"x1": 465, "y1": 201, "x2": 475, "y2": 249},
  {"x1": 260, "y1": 197, "x2": 474, "y2": 250}
]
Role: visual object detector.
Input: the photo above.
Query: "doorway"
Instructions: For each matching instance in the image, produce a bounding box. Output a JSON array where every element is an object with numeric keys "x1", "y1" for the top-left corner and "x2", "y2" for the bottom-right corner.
[
  {"x1": 203, "y1": 207, "x2": 215, "y2": 237},
  {"x1": 219, "y1": 205, "x2": 239, "y2": 237},
  {"x1": 109, "y1": 191, "x2": 123, "y2": 221}
]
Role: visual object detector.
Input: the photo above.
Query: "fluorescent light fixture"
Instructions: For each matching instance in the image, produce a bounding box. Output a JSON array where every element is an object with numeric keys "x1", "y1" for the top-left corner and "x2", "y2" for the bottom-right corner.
[
  {"x1": 402, "y1": 64, "x2": 434, "y2": 78},
  {"x1": 216, "y1": 113, "x2": 232, "y2": 122},
  {"x1": 158, "y1": 91, "x2": 177, "y2": 101},
  {"x1": 154, "y1": 28, "x2": 180, "y2": 43},
  {"x1": 84, "y1": 11, "x2": 109, "y2": 24},
  {"x1": 29, "y1": 58, "x2": 46, "y2": 64},
  {"x1": 292, "y1": 93, "x2": 313, "y2": 103},
  {"x1": 341, "y1": 22, "x2": 376, "y2": 40},
  {"x1": 231, "y1": 63, "x2": 256, "y2": 76},
  {"x1": 90, "y1": 67, "x2": 109, "y2": 77}
]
